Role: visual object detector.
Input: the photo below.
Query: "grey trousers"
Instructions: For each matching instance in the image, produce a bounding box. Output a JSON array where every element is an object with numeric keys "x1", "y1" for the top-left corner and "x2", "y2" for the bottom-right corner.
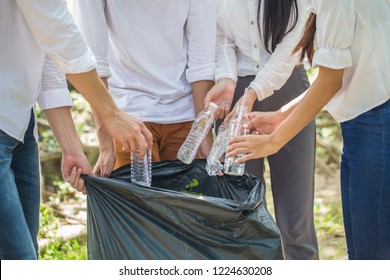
[{"x1": 233, "y1": 66, "x2": 319, "y2": 260}]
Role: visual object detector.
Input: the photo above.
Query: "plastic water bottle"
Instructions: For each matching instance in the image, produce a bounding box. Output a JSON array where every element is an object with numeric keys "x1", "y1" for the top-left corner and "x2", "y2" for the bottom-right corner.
[
  {"x1": 177, "y1": 102, "x2": 218, "y2": 164},
  {"x1": 131, "y1": 147, "x2": 152, "y2": 187},
  {"x1": 206, "y1": 121, "x2": 229, "y2": 176},
  {"x1": 130, "y1": 113, "x2": 152, "y2": 187},
  {"x1": 223, "y1": 106, "x2": 250, "y2": 176}
]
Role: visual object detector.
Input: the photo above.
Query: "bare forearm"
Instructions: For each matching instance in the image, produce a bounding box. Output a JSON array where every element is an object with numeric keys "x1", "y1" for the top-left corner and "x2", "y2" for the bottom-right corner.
[
  {"x1": 192, "y1": 80, "x2": 215, "y2": 115},
  {"x1": 66, "y1": 70, "x2": 152, "y2": 154},
  {"x1": 271, "y1": 67, "x2": 344, "y2": 147},
  {"x1": 90, "y1": 77, "x2": 114, "y2": 152},
  {"x1": 66, "y1": 69, "x2": 120, "y2": 121},
  {"x1": 43, "y1": 107, "x2": 84, "y2": 156},
  {"x1": 279, "y1": 89, "x2": 308, "y2": 117}
]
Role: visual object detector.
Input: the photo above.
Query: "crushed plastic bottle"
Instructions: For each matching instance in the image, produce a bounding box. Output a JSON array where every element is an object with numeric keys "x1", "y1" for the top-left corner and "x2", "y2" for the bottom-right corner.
[
  {"x1": 177, "y1": 102, "x2": 218, "y2": 164},
  {"x1": 206, "y1": 121, "x2": 229, "y2": 176},
  {"x1": 131, "y1": 147, "x2": 152, "y2": 187}
]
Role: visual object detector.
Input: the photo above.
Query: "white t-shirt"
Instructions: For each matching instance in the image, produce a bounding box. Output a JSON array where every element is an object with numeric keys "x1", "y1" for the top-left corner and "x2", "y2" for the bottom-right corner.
[
  {"x1": 302, "y1": 0, "x2": 390, "y2": 122},
  {"x1": 73, "y1": 0, "x2": 216, "y2": 123},
  {"x1": 0, "y1": 0, "x2": 96, "y2": 141}
]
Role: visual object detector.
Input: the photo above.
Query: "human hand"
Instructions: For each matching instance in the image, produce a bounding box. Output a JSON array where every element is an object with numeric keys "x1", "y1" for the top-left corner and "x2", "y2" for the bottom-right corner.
[
  {"x1": 102, "y1": 112, "x2": 153, "y2": 158},
  {"x1": 62, "y1": 152, "x2": 92, "y2": 195},
  {"x1": 204, "y1": 78, "x2": 236, "y2": 119},
  {"x1": 225, "y1": 87, "x2": 257, "y2": 122},
  {"x1": 246, "y1": 110, "x2": 284, "y2": 135},
  {"x1": 93, "y1": 148, "x2": 116, "y2": 177},
  {"x1": 225, "y1": 134, "x2": 282, "y2": 163}
]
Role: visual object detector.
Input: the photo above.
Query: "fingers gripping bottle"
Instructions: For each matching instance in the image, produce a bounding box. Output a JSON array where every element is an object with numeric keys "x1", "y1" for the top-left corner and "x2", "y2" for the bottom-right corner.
[
  {"x1": 223, "y1": 106, "x2": 250, "y2": 176},
  {"x1": 206, "y1": 121, "x2": 229, "y2": 176},
  {"x1": 130, "y1": 113, "x2": 152, "y2": 187},
  {"x1": 177, "y1": 102, "x2": 218, "y2": 164}
]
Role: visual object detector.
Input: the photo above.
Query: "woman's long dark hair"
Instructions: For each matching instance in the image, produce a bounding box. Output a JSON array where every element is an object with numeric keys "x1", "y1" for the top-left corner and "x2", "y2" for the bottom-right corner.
[
  {"x1": 293, "y1": 12, "x2": 317, "y2": 65},
  {"x1": 258, "y1": 0, "x2": 299, "y2": 53}
]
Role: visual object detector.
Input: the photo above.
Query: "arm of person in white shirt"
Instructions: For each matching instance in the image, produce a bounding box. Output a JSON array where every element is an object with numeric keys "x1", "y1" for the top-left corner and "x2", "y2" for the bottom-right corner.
[
  {"x1": 204, "y1": 21, "x2": 238, "y2": 119},
  {"x1": 227, "y1": 1, "x2": 306, "y2": 120},
  {"x1": 44, "y1": 107, "x2": 91, "y2": 194},
  {"x1": 66, "y1": 70, "x2": 152, "y2": 156},
  {"x1": 38, "y1": 56, "x2": 90, "y2": 194},
  {"x1": 226, "y1": 0, "x2": 355, "y2": 161},
  {"x1": 186, "y1": 0, "x2": 217, "y2": 158},
  {"x1": 73, "y1": 1, "x2": 116, "y2": 177},
  {"x1": 226, "y1": 66, "x2": 344, "y2": 161},
  {"x1": 248, "y1": 2, "x2": 306, "y2": 102},
  {"x1": 16, "y1": 0, "x2": 152, "y2": 157},
  {"x1": 192, "y1": 80, "x2": 215, "y2": 158},
  {"x1": 90, "y1": 77, "x2": 116, "y2": 178},
  {"x1": 72, "y1": 0, "x2": 111, "y2": 79}
]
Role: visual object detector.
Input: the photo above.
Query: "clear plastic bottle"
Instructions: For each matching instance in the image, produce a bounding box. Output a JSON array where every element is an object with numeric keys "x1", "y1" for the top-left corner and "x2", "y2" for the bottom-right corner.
[
  {"x1": 206, "y1": 121, "x2": 229, "y2": 176},
  {"x1": 130, "y1": 112, "x2": 152, "y2": 187},
  {"x1": 223, "y1": 106, "x2": 250, "y2": 176},
  {"x1": 177, "y1": 102, "x2": 218, "y2": 164},
  {"x1": 131, "y1": 147, "x2": 152, "y2": 187}
]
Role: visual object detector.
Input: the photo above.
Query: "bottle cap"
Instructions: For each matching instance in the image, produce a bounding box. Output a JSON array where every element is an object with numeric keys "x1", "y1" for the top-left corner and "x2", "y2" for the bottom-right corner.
[{"x1": 209, "y1": 102, "x2": 218, "y2": 110}]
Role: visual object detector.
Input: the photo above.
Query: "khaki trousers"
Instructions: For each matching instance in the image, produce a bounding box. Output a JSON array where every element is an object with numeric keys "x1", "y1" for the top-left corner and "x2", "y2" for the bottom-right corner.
[{"x1": 113, "y1": 121, "x2": 193, "y2": 169}]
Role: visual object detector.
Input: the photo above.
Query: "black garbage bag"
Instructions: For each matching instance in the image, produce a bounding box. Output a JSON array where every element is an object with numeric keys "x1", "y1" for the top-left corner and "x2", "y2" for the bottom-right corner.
[{"x1": 84, "y1": 159, "x2": 283, "y2": 260}]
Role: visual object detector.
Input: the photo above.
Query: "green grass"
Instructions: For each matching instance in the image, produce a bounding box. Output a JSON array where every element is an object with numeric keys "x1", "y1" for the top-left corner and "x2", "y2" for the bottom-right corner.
[
  {"x1": 314, "y1": 201, "x2": 347, "y2": 259},
  {"x1": 39, "y1": 237, "x2": 87, "y2": 260},
  {"x1": 38, "y1": 203, "x2": 87, "y2": 260}
]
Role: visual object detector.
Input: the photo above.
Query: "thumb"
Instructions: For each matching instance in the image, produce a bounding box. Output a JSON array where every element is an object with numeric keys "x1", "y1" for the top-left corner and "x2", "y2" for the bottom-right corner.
[
  {"x1": 247, "y1": 112, "x2": 256, "y2": 120},
  {"x1": 247, "y1": 118, "x2": 260, "y2": 130},
  {"x1": 204, "y1": 88, "x2": 217, "y2": 108}
]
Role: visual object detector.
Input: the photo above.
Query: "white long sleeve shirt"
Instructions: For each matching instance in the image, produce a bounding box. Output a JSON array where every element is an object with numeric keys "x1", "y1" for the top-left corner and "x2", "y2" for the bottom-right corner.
[
  {"x1": 301, "y1": 0, "x2": 390, "y2": 122},
  {"x1": 215, "y1": 0, "x2": 306, "y2": 101},
  {"x1": 0, "y1": 0, "x2": 96, "y2": 141},
  {"x1": 73, "y1": 0, "x2": 216, "y2": 123}
]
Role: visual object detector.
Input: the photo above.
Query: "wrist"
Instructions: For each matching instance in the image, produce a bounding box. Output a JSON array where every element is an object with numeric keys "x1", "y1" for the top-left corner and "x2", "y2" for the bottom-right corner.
[
  {"x1": 99, "y1": 142, "x2": 114, "y2": 154},
  {"x1": 100, "y1": 104, "x2": 121, "y2": 122},
  {"x1": 247, "y1": 87, "x2": 258, "y2": 101},
  {"x1": 61, "y1": 140, "x2": 84, "y2": 157},
  {"x1": 243, "y1": 87, "x2": 257, "y2": 111},
  {"x1": 217, "y1": 77, "x2": 236, "y2": 88},
  {"x1": 269, "y1": 131, "x2": 285, "y2": 151}
]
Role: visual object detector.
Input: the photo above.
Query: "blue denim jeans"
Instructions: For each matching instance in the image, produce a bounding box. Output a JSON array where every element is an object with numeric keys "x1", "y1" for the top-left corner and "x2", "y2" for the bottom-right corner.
[
  {"x1": 0, "y1": 111, "x2": 40, "y2": 259},
  {"x1": 340, "y1": 100, "x2": 390, "y2": 259}
]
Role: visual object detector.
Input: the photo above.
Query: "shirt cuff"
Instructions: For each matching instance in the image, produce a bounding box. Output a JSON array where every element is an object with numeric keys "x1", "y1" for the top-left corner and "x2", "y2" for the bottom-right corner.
[
  {"x1": 313, "y1": 48, "x2": 352, "y2": 69},
  {"x1": 51, "y1": 48, "x2": 97, "y2": 74},
  {"x1": 186, "y1": 63, "x2": 216, "y2": 83},
  {"x1": 96, "y1": 57, "x2": 111, "y2": 78},
  {"x1": 37, "y1": 89, "x2": 74, "y2": 110},
  {"x1": 215, "y1": 73, "x2": 238, "y2": 83},
  {"x1": 249, "y1": 81, "x2": 272, "y2": 102}
]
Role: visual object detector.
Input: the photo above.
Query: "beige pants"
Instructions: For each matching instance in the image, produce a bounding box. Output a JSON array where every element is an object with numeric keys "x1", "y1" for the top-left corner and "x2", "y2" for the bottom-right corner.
[{"x1": 113, "y1": 121, "x2": 193, "y2": 169}]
